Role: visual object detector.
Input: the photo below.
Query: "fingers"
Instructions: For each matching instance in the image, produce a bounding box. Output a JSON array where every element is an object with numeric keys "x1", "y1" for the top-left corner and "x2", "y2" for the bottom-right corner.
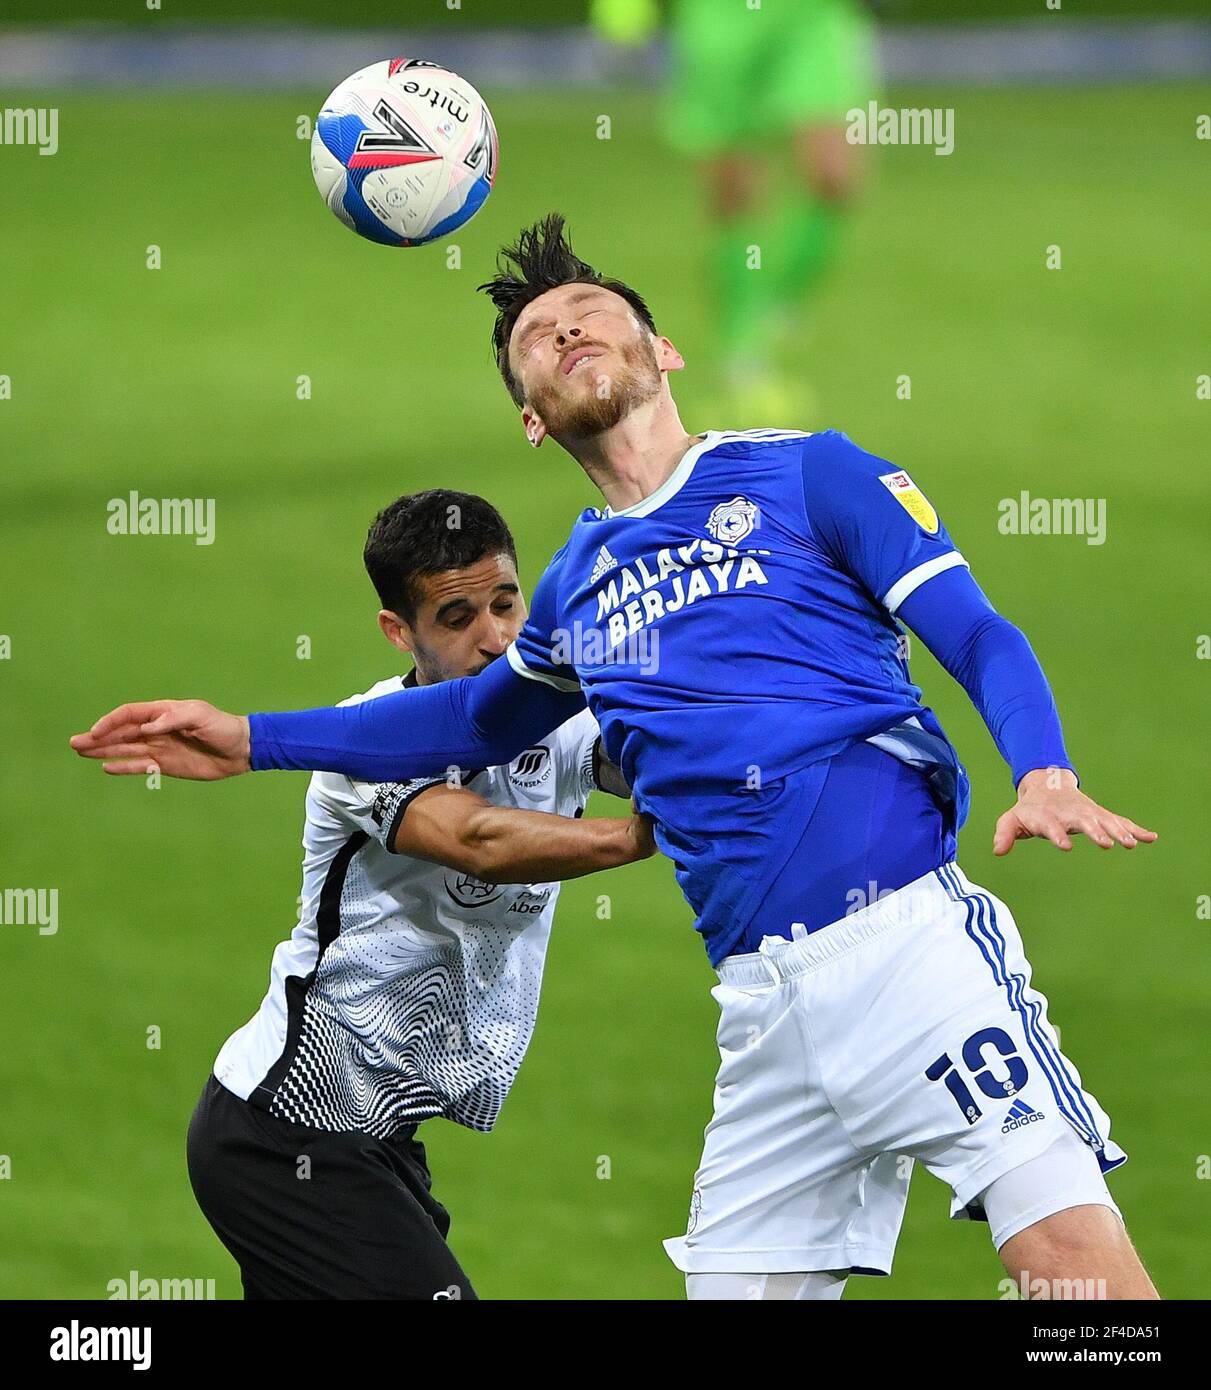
[
  {"x1": 72, "y1": 740, "x2": 155, "y2": 762},
  {"x1": 995, "y1": 802, "x2": 1160, "y2": 856},
  {"x1": 1072, "y1": 812, "x2": 1115, "y2": 849},
  {"x1": 1103, "y1": 817, "x2": 1138, "y2": 849},
  {"x1": 102, "y1": 759, "x2": 159, "y2": 776},
  {"x1": 1015, "y1": 808, "x2": 1072, "y2": 851},
  {"x1": 1106, "y1": 811, "x2": 1156, "y2": 845},
  {"x1": 993, "y1": 812, "x2": 1021, "y2": 857},
  {"x1": 84, "y1": 701, "x2": 174, "y2": 741},
  {"x1": 70, "y1": 722, "x2": 145, "y2": 752},
  {"x1": 1079, "y1": 806, "x2": 1158, "y2": 849},
  {"x1": 141, "y1": 704, "x2": 205, "y2": 736},
  {"x1": 1045, "y1": 818, "x2": 1074, "y2": 852}
]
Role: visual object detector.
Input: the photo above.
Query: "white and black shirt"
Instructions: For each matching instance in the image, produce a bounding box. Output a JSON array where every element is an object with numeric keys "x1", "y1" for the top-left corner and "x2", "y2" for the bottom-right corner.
[{"x1": 213, "y1": 672, "x2": 601, "y2": 1137}]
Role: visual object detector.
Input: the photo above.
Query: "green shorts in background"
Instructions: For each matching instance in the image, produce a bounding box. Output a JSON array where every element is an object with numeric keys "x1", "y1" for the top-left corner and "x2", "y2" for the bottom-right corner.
[{"x1": 666, "y1": 0, "x2": 878, "y2": 155}]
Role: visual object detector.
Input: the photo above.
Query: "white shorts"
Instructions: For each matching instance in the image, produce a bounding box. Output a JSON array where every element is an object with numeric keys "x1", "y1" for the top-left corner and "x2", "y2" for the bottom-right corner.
[{"x1": 664, "y1": 863, "x2": 1127, "y2": 1276}]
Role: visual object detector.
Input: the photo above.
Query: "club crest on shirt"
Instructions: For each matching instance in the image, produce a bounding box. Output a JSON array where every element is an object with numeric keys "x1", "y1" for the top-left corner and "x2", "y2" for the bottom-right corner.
[
  {"x1": 510, "y1": 745, "x2": 551, "y2": 788},
  {"x1": 878, "y1": 470, "x2": 939, "y2": 534},
  {"x1": 705, "y1": 496, "x2": 759, "y2": 544}
]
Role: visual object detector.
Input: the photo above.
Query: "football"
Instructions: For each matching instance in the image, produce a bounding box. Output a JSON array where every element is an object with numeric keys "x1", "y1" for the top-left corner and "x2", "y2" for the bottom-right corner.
[{"x1": 310, "y1": 58, "x2": 498, "y2": 247}]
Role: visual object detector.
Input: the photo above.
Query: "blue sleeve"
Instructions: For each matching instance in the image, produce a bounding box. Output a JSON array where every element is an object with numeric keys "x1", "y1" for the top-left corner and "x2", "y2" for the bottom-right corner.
[
  {"x1": 896, "y1": 565, "x2": 1077, "y2": 790},
  {"x1": 249, "y1": 654, "x2": 585, "y2": 780},
  {"x1": 504, "y1": 542, "x2": 582, "y2": 692},
  {"x1": 249, "y1": 549, "x2": 585, "y2": 779},
  {"x1": 800, "y1": 430, "x2": 968, "y2": 613}
]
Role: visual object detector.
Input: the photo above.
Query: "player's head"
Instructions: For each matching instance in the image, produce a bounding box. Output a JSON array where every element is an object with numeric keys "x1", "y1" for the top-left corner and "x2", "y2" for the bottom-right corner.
[
  {"x1": 478, "y1": 212, "x2": 686, "y2": 448},
  {"x1": 363, "y1": 490, "x2": 524, "y2": 685}
]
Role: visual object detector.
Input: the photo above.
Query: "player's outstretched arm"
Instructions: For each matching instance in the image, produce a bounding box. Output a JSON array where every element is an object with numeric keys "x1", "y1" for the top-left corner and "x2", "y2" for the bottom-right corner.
[
  {"x1": 397, "y1": 783, "x2": 655, "y2": 883},
  {"x1": 71, "y1": 657, "x2": 584, "y2": 784},
  {"x1": 796, "y1": 432, "x2": 1157, "y2": 859},
  {"x1": 897, "y1": 568, "x2": 1157, "y2": 857}
]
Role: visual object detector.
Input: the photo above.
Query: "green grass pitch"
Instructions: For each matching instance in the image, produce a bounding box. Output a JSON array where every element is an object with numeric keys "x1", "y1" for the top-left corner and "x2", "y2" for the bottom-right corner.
[{"x1": 0, "y1": 81, "x2": 1206, "y2": 1299}]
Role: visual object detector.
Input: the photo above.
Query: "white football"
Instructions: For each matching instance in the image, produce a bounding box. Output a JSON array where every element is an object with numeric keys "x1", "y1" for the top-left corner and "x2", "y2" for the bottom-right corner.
[{"x1": 311, "y1": 58, "x2": 498, "y2": 247}]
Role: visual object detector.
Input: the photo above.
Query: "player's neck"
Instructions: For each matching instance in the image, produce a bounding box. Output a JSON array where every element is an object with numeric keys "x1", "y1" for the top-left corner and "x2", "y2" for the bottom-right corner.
[{"x1": 562, "y1": 397, "x2": 701, "y2": 514}]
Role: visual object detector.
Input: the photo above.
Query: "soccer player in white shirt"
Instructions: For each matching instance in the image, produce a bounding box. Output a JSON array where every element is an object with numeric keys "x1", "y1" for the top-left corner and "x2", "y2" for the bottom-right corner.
[{"x1": 185, "y1": 489, "x2": 652, "y2": 1299}]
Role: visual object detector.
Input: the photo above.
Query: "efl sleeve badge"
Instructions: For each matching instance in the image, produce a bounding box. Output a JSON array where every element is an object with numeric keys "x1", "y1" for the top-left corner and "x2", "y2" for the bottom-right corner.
[{"x1": 878, "y1": 470, "x2": 940, "y2": 534}]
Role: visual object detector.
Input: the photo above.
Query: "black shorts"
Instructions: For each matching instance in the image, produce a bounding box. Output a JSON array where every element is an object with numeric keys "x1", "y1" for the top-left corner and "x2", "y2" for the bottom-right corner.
[{"x1": 186, "y1": 1073, "x2": 476, "y2": 1300}]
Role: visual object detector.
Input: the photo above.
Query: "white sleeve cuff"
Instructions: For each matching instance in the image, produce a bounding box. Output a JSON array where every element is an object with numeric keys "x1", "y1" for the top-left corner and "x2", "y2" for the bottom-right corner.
[
  {"x1": 882, "y1": 552, "x2": 969, "y2": 614},
  {"x1": 505, "y1": 641, "x2": 581, "y2": 692}
]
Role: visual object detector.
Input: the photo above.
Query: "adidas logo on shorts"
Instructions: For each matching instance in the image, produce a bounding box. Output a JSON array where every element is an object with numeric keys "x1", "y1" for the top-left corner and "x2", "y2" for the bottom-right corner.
[{"x1": 1001, "y1": 1098, "x2": 1044, "y2": 1133}]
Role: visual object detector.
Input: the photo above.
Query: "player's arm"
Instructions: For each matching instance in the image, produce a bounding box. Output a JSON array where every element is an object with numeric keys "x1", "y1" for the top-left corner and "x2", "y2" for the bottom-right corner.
[
  {"x1": 69, "y1": 656, "x2": 575, "y2": 783},
  {"x1": 395, "y1": 782, "x2": 653, "y2": 883},
  {"x1": 71, "y1": 549, "x2": 584, "y2": 784},
  {"x1": 895, "y1": 569, "x2": 1156, "y2": 856},
  {"x1": 801, "y1": 431, "x2": 1157, "y2": 857}
]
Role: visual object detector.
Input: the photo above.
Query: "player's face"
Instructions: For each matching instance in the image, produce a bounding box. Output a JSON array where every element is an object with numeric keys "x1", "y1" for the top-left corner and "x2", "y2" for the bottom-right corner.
[
  {"x1": 509, "y1": 283, "x2": 664, "y2": 440},
  {"x1": 385, "y1": 552, "x2": 527, "y2": 685}
]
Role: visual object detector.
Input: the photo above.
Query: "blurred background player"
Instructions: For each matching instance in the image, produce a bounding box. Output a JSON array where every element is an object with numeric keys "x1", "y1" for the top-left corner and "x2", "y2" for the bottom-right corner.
[{"x1": 592, "y1": 0, "x2": 879, "y2": 426}]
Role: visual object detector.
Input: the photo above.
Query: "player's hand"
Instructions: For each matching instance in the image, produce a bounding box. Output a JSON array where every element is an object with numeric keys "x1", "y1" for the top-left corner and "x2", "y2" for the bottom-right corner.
[
  {"x1": 69, "y1": 700, "x2": 251, "y2": 780},
  {"x1": 627, "y1": 798, "x2": 658, "y2": 861},
  {"x1": 993, "y1": 768, "x2": 1157, "y2": 856}
]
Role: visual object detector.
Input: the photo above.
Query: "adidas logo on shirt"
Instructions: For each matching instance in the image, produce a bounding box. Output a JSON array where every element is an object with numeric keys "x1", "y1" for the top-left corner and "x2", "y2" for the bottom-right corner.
[
  {"x1": 1001, "y1": 1098, "x2": 1044, "y2": 1133},
  {"x1": 590, "y1": 544, "x2": 618, "y2": 584}
]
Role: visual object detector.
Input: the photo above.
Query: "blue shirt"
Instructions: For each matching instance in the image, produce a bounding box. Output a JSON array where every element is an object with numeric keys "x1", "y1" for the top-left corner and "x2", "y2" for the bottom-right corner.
[
  {"x1": 251, "y1": 427, "x2": 1073, "y2": 966},
  {"x1": 506, "y1": 428, "x2": 971, "y2": 963}
]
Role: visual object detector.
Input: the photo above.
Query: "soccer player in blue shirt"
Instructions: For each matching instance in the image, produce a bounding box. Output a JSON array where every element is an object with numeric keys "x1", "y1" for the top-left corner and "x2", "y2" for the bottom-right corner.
[{"x1": 73, "y1": 215, "x2": 1158, "y2": 1301}]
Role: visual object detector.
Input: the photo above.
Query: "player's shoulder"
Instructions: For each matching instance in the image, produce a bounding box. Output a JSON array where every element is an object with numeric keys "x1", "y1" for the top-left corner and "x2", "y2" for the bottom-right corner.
[
  {"x1": 705, "y1": 426, "x2": 884, "y2": 483},
  {"x1": 335, "y1": 673, "x2": 407, "y2": 708},
  {"x1": 712, "y1": 426, "x2": 818, "y2": 454},
  {"x1": 310, "y1": 674, "x2": 409, "y2": 805},
  {"x1": 796, "y1": 427, "x2": 896, "y2": 475}
]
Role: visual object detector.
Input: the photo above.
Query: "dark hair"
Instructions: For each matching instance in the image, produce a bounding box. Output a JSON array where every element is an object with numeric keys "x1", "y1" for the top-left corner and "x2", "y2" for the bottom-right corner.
[
  {"x1": 477, "y1": 211, "x2": 657, "y2": 407},
  {"x1": 363, "y1": 489, "x2": 518, "y2": 623}
]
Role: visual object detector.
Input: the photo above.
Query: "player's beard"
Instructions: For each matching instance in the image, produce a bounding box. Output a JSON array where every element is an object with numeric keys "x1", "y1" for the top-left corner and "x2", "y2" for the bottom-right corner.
[{"x1": 529, "y1": 333, "x2": 663, "y2": 442}]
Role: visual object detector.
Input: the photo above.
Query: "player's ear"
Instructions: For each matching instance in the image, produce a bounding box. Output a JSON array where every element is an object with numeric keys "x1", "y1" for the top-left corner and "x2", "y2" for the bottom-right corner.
[
  {"x1": 655, "y1": 336, "x2": 685, "y2": 373},
  {"x1": 521, "y1": 406, "x2": 548, "y2": 449},
  {"x1": 378, "y1": 610, "x2": 415, "y2": 657}
]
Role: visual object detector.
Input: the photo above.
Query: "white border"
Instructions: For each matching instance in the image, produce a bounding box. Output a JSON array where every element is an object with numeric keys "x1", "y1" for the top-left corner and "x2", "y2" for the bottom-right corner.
[
  {"x1": 506, "y1": 641, "x2": 582, "y2": 692},
  {"x1": 883, "y1": 552, "x2": 969, "y2": 614}
]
